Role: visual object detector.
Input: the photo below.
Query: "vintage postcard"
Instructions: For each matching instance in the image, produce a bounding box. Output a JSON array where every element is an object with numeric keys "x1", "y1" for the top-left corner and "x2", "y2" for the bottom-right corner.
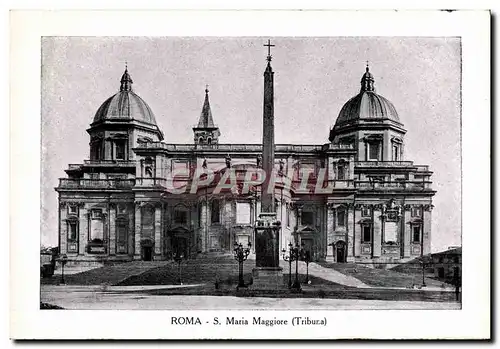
[{"x1": 10, "y1": 10, "x2": 490, "y2": 340}]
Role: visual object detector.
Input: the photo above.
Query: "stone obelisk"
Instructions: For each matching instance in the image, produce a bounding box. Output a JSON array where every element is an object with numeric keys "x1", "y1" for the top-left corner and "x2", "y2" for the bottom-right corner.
[{"x1": 252, "y1": 39, "x2": 283, "y2": 288}]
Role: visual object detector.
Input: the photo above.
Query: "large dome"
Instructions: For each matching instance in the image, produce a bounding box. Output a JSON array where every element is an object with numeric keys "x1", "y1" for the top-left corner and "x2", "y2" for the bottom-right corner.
[
  {"x1": 334, "y1": 66, "x2": 400, "y2": 126},
  {"x1": 92, "y1": 68, "x2": 158, "y2": 126}
]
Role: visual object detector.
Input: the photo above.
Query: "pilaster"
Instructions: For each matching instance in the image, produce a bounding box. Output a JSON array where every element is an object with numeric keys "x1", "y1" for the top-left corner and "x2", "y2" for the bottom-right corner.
[
  {"x1": 326, "y1": 204, "x2": 334, "y2": 253},
  {"x1": 354, "y1": 205, "x2": 362, "y2": 257},
  {"x1": 372, "y1": 205, "x2": 382, "y2": 257},
  {"x1": 60, "y1": 202, "x2": 68, "y2": 254},
  {"x1": 154, "y1": 204, "x2": 162, "y2": 256},
  {"x1": 109, "y1": 204, "x2": 116, "y2": 255},
  {"x1": 403, "y1": 206, "x2": 411, "y2": 257},
  {"x1": 134, "y1": 202, "x2": 142, "y2": 259},
  {"x1": 128, "y1": 207, "x2": 135, "y2": 256},
  {"x1": 423, "y1": 205, "x2": 433, "y2": 255},
  {"x1": 79, "y1": 206, "x2": 88, "y2": 255},
  {"x1": 346, "y1": 204, "x2": 355, "y2": 262}
]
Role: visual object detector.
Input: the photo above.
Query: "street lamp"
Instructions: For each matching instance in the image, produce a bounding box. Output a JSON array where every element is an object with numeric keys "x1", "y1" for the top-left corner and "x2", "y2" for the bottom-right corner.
[
  {"x1": 233, "y1": 241, "x2": 252, "y2": 289},
  {"x1": 300, "y1": 243, "x2": 312, "y2": 285},
  {"x1": 421, "y1": 259, "x2": 427, "y2": 287},
  {"x1": 173, "y1": 252, "x2": 184, "y2": 285},
  {"x1": 58, "y1": 254, "x2": 68, "y2": 285},
  {"x1": 282, "y1": 242, "x2": 301, "y2": 291},
  {"x1": 282, "y1": 244, "x2": 293, "y2": 288}
]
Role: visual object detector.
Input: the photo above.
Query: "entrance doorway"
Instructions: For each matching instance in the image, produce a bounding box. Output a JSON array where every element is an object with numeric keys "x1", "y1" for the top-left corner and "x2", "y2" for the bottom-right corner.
[
  {"x1": 335, "y1": 241, "x2": 346, "y2": 263},
  {"x1": 172, "y1": 236, "x2": 188, "y2": 258},
  {"x1": 142, "y1": 246, "x2": 153, "y2": 261}
]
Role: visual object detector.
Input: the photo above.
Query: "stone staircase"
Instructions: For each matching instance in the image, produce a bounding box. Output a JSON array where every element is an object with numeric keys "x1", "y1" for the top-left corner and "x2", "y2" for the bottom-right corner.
[{"x1": 44, "y1": 261, "x2": 171, "y2": 286}]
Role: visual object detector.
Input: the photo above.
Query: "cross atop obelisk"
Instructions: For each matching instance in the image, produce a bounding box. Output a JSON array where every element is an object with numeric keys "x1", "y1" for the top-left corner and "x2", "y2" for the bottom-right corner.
[{"x1": 264, "y1": 39, "x2": 275, "y2": 61}]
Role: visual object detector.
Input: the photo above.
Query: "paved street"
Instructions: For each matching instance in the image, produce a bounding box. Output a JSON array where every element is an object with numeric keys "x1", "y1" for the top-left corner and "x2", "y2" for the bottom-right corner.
[{"x1": 41, "y1": 285, "x2": 460, "y2": 310}]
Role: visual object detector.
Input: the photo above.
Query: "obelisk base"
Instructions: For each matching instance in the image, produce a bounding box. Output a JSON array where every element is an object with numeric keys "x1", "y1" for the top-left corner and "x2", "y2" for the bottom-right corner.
[
  {"x1": 251, "y1": 212, "x2": 285, "y2": 290},
  {"x1": 251, "y1": 267, "x2": 284, "y2": 289}
]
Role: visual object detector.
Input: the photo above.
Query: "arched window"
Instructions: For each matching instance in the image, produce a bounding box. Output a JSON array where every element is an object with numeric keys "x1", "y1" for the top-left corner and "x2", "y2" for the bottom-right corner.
[
  {"x1": 198, "y1": 137, "x2": 204, "y2": 144},
  {"x1": 207, "y1": 138, "x2": 212, "y2": 145}
]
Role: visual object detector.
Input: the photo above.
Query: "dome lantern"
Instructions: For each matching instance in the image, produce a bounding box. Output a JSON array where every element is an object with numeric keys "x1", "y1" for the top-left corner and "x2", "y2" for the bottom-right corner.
[
  {"x1": 360, "y1": 62, "x2": 375, "y2": 92},
  {"x1": 120, "y1": 63, "x2": 133, "y2": 92}
]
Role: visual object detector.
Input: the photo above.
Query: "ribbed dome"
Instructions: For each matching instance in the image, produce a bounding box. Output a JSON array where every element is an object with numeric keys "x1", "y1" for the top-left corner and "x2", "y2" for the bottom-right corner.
[
  {"x1": 334, "y1": 65, "x2": 400, "y2": 126},
  {"x1": 93, "y1": 68, "x2": 158, "y2": 126},
  {"x1": 335, "y1": 91, "x2": 399, "y2": 125}
]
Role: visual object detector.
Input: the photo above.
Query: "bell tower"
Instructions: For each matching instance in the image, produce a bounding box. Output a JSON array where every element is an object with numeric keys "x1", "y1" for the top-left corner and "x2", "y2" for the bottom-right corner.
[{"x1": 193, "y1": 86, "x2": 220, "y2": 145}]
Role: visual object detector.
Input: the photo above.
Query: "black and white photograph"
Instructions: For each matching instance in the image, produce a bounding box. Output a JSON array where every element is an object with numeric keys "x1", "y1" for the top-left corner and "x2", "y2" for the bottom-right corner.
[{"x1": 9, "y1": 9, "x2": 490, "y2": 340}]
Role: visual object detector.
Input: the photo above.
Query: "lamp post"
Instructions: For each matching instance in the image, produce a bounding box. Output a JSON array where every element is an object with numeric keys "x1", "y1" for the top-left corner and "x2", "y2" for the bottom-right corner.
[
  {"x1": 233, "y1": 241, "x2": 251, "y2": 289},
  {"x1": 282, "y1": 244, "x2": 293, "y2": 288},
  {"x1": 300, "y1": 243, "x2": 311, "y2": 285},
  {"x1": 58, "y1": 254, "x2": 68, "y2": 285},
  {"x1": 173, "y1": 252, "x2": 184, "y2": 285},
  {"x1": 421, "y1": 259, "x2": 426, "y2": 287},
  {"x1": 282, "y1": 242, "x2": 301, "y2": 291}
]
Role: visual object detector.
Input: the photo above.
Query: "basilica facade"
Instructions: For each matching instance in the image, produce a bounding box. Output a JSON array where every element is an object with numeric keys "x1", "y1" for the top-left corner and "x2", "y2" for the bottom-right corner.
[{"x1": 55, "y1": 55, "x2": 435, "y2": 265}]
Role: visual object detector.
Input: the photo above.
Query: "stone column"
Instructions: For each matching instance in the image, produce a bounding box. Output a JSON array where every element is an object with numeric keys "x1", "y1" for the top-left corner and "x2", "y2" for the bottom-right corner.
[
  {"x1": 60, "y1": 202, "x2": 68, "y2": 254},
  {"x1": 79, "y1": 205, "x2": 88, "y2": 255},
  {"x1": 134, "y1": 202, "x2": 142, "y2": 259},
  {"x1": 154, "y1": 204, "x2": 162, "y2": 257},
  {"x1": 109, "y1": 204, "x2": 116, "y2": 255},
  {"x1": 372, "y1": 206, "x2": 382, "y2": 257},
  {"x1": 346, "y1": 204, "x2": 355, "y2": 262}
]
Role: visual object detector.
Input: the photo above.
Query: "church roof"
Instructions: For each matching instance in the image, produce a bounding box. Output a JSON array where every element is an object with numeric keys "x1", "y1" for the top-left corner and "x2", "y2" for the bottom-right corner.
[
  {"x1": 196, "y1": 87, "x2": 216, "y2": 128},
  {"x1": 334, "y1": 65, "x2": 400, "y2": 127},
  {"x1": 93, "y1": 67, "x2": 158, "y2": 126}
]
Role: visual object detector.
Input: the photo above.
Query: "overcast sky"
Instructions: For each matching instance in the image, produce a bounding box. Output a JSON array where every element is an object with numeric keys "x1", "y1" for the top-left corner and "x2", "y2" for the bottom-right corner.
[{"x1": 41, "y1": 36, "x2": 461, "y2": 252}]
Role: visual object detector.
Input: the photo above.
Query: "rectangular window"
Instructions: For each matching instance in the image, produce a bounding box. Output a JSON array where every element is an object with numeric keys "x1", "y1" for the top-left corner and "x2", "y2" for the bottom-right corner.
[
  {"x1": 411, "y1": 206, "x2": 422, "y2": 217},
  {"x1": 211, "y1": 200, "x2": 220, "y2": 223},
  {"x1": 337, "y1": 210, "x2": 345, "y2": 227},
  {"x1": 236, "y1": 202, "x2": 251, "y2": 224},
  {"x1": 68, "y1": 221, "x2": 78, "y2": 241},
  {"x1": 362, "y1": 225, "x2": 372, "y2": 243},
  {"x1": 301, "y1": 211, "x2": 314, "y2": 226},
  {"x1": 117, "y1": 221, "x2": 127, "y2": 243},
  {"x1": 368, "y1": 142, "x2": 380, "y2": 161},
  {"x1": 115, "y1": 140, "x2": 126, "y2": 160},
  {"x1": 361, "y1": 206, "x2": 371, "y2": 217},
  {"x1": 412, "y1": 226, "x2": 421, "y2": 243}
]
